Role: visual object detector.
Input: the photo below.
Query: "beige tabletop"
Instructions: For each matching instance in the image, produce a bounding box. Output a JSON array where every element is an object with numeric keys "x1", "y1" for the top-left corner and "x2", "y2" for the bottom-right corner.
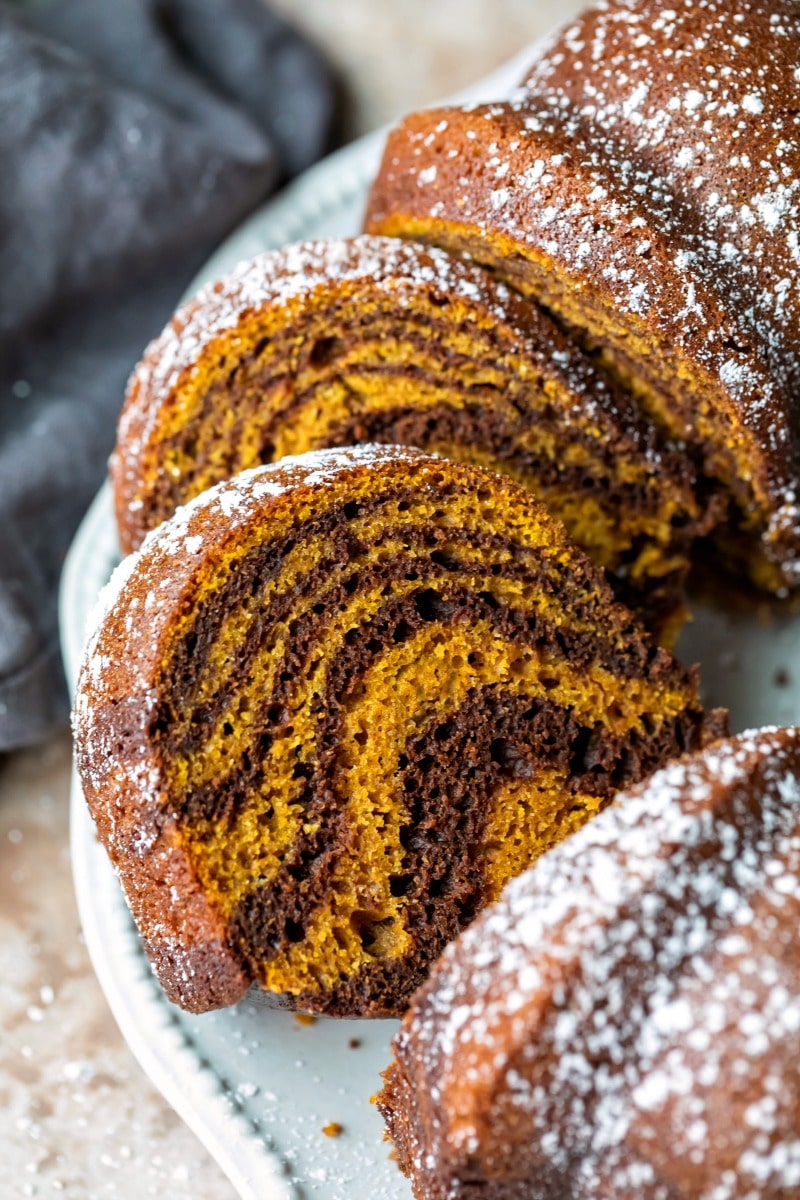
[{"x1": 0, "y1": 2, "x2": 585, "y2": 1196}]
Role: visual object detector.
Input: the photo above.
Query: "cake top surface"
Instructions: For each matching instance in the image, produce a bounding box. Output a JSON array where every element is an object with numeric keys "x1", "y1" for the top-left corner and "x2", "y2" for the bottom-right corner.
[
  {"x1": 403, "y1": 724, "x2": 800, "y2": 1194},
  {"x1": 518, "y1": 0, "x2": 800, "y2": 374}
]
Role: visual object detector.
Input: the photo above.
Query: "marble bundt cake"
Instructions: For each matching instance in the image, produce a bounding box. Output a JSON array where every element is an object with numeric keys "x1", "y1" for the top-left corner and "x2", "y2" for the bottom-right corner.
[
  {"x1": 366, "y1": 0, "x2": 800, "y2": 593},
  {"x1": 379, "y1": 726, "x2": 800, "y2": 1200},
  {"x1": 73, "y1": 446, "x2": 721, "y2": 1017},
  {"x1": 113, "y1": 235, "x2": 707, "y2": 636}
]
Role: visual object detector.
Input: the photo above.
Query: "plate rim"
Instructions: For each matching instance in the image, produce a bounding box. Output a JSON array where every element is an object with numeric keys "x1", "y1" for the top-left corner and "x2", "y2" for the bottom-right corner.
[
  {"x1": 59, "y1": 39, "x2": 548, "y2": 1200},
  {"x1": 62, "y1": 479, "x2": 296, "y2": 1199}
]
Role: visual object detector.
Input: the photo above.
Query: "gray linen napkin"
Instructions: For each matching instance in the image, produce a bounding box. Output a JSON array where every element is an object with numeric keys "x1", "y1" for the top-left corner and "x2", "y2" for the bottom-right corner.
[{"x1": 0, "y1": 0, "x2": 337, "y2": 750}]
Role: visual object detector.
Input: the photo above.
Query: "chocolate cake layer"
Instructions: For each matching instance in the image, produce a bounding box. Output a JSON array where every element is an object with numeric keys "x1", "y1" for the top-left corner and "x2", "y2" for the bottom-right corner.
[
  {"x1": 379, "y1": 726, "x2": 800, "y2": 1199},
  {"x1": 114, "y1": 235, "x2": 709, "y2": 639},
  {"x1": 74, "y1": 446, "x2": 722, "y2": 1016}
]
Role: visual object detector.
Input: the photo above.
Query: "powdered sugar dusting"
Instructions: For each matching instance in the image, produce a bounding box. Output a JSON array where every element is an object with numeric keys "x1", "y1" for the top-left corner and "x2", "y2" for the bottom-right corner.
[
  {"x1": 392, "y1": 726, "x2": 800, "y2": 1197},
  {"x1": 371, "y1": 0, "x2": 800, "y2": 578}
]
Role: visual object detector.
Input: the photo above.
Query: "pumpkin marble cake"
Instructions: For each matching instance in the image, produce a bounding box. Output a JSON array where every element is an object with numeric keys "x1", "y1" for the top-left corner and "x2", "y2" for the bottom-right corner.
[
  {"x1": 366, "y1": 0, "x2": 800, "y2": 593},
  {"x1": 113, "y1": 235, "x2": 707, "y2": 637},
  {"x1": 380, "y1": 725, "x2": 800, "y2": 1200},
  {"x1": 73, "y1": 446, "x2": 721, "y2": 1017}
]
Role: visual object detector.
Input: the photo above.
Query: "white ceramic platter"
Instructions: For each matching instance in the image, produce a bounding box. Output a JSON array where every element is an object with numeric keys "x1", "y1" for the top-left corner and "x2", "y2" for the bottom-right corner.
[{"x1": 60, "y1": 41, "x2": 800, "y2": 1200}]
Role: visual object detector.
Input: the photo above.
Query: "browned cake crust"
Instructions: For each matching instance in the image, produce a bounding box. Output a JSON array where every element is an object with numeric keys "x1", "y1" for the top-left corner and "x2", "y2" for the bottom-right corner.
[
  {"x1": 380, "y1": 726, "x2": 800, "y2": 1200},
  {"x1": 112, "y1": 235, "x2": 709, "y2": 639},
  {"x1": 73, "y1": 446, "x2": 722, "y2": 1017},
  {"x1": 366, "y1": 0, "x2": 800, "y2": 594}
]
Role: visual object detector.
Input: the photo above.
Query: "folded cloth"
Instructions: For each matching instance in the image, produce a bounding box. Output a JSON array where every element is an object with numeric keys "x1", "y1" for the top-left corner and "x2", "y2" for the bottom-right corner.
[{"x1": 0, "y1": 0, "x2": 337, "y2": 750}]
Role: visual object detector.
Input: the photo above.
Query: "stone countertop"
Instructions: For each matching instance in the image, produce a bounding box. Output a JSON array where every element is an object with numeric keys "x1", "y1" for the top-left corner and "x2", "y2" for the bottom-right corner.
[{"x1": 0, "y1": 2, "x2": 585, "y2": 1196}]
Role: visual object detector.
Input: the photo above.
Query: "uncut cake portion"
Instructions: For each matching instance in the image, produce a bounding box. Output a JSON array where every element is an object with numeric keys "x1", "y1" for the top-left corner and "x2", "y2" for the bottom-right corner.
[
  {"x1": 379, "y1": 726, "x2": 800, "y2": 1200},
  {"x1": 366, "y1": 0, "x2": 800, "y2": 594},
  {"x1": 73, "y1": 446, "x2": 722, "y2": 1017},
  {"x1": 113, "y1": 236, "x2": 708, "y2": 641}
]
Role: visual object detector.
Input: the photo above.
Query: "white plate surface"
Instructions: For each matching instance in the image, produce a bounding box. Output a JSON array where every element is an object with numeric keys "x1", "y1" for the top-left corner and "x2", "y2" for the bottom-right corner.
[{"x1": 60, "y1": 41, "x2": 800, "y2": 1200}]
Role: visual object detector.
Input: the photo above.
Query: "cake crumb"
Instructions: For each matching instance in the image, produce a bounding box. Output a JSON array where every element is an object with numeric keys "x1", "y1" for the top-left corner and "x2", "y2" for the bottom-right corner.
[
  {"x1": 294, "y1": 1013, "x2": 317, "y2": 1026},
  {"x1": 322, "y1": 1122, "x2": 343, "y2": 1138}
]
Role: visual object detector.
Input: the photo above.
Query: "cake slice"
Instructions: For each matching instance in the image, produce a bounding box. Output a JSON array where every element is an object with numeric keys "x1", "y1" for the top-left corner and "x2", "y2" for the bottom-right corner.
[
  {"x1": 113, "y1": 235, "x2": 709, "y2": 639},
  {"x1": 380, "y1": 726, "x2": 800, "y2": 1199},
  {"x1": 365, "y1": 0, "x2": 800, "y2": 592},
  {"x1": 73, "y1": 446, "x2": 722, "y2": 1017}
]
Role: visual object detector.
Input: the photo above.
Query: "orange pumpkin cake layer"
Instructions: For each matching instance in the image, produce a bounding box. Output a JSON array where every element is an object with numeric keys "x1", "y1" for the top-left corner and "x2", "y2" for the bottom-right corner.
[
  {"x1": 73, "y1": 446, "x2": 722, "y2": 1017},
  {"x1": 113, "y1": 235, "x2": 709, "y2": 638},
  {"x1": 366, "y1": 0, "x2": 800, "y2": 593}
]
